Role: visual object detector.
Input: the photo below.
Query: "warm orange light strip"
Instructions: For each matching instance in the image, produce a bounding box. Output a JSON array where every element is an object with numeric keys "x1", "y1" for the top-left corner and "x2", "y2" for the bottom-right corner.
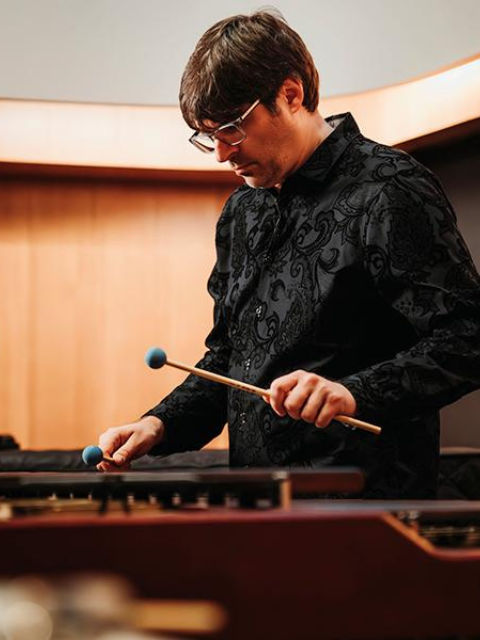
[
  {"x1": 0, "y1": 54, "x2": 479, "y2": 172},
  {"x1": 324, "y1": 53, "x2": 480, "y2": 145}
]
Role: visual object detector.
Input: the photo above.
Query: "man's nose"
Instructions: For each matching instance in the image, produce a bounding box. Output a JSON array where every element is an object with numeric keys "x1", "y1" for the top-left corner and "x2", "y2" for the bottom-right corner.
[{"x1": 213, "y1": 139, "x2": 237, "y2": 163}]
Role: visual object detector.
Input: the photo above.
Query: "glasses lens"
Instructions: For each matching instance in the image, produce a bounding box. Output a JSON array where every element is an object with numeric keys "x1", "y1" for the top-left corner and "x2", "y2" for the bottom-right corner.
[
  {"x1": 191, "y1": 134, "x2": 215, "y2": 152},
  {"x1": 190, "y1": 124, "x2": 245, "y2": 153},
  {"x1": 215, "y1": 124, "x2": 244, "y2": 145}
]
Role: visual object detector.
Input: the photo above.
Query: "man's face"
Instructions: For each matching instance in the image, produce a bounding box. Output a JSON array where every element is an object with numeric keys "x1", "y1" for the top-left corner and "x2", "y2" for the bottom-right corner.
[{"x1": 204, "y1": 98, "x2": 295, "y2": 189}]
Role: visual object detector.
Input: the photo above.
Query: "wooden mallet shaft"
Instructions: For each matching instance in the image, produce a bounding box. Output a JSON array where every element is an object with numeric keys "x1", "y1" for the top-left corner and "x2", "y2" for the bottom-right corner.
[{"x1": 158, "y1": 354, "x2": 381, "y2": 436}]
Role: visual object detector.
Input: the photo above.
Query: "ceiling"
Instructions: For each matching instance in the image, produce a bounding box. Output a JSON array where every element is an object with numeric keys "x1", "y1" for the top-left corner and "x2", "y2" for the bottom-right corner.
[{"x1": 1, "y1": 0, "x2": 480, "y2": 105}]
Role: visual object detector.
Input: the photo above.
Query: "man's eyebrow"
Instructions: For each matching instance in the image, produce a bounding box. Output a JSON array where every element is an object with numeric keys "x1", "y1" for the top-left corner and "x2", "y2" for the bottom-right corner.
[
  {"x1": 199, "y1": 119, "x2": 231, "y2": 134},
  {"x1": 198, "y1": 122, "x2": 218, "y2": 134},
  {"x1": 200, "y1": 108, "x2": 245, "y2": 132}
]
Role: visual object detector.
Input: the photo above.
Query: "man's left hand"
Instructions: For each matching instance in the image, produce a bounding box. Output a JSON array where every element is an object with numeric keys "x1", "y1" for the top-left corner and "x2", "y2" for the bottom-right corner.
[{"x1": 268, "y1": 370, "x2": 357, "y2": 428}]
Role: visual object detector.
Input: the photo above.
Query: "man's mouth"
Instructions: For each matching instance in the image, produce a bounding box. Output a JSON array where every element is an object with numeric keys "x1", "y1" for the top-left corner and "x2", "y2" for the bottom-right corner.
[{"x1": 233, "y1": 163, "x2": 254, "y2": 175}]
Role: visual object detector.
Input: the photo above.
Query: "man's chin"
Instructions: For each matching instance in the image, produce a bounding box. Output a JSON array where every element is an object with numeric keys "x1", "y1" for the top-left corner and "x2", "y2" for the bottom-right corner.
[{"x1": 242, "y1": 174, "x2": 275, "y2": 189}]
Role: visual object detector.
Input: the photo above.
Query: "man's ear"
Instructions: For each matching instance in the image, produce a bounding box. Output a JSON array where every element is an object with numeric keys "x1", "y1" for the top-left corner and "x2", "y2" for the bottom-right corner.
[{"x1": 280, "y1": 77, "x2": 304, "y2": 114}]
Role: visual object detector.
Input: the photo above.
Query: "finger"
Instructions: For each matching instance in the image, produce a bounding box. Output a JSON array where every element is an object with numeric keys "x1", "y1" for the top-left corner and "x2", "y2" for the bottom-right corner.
[
  {"x1": 97, "y1": 461, "x2": 114, "y2": 472},
  {"x1": 97, "y1": 459, "x2": 131, "y2": 473},
  {"x1": 269, "y1": 373, "x2": 302, "y2": 416},
  {"x1": 300, "y1": 386, "x2": 327, "y2": 424},
  {"x1": 315, "y1": 397, "x2": 341, "y2": 429},
  {"x1": 282, "y1": 376, "x2": 320, "y2": 420},
  {"x1": 99, "y1": 429, "x2": 125, "y2": 457},
  {"x1": 112, "y1": 443, "x2": 133, "y2": 465},
  {"x1": 283, "y1": 388, "x2": 312, "y2": 420},
  {"x1": 99, "y1": 427, "x2": 135, "y2": 464},
  {"x1": 113, "y1": 430, "x2": 151, "y2": 465}
]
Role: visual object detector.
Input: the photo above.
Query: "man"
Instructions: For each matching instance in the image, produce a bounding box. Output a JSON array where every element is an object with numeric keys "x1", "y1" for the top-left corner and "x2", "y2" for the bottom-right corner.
[{"x1": 98, "y1": 11, "x2": 480, "y2": 498}]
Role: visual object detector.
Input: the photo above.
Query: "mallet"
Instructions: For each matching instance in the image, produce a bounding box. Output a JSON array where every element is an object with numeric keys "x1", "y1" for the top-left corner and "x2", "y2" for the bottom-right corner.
[
  {"x1": 82, "y1": 445, "x2": 116, "y2": 466},
  {"x1": 145, "y1": 347, "x2": 381, "y2": 435}
]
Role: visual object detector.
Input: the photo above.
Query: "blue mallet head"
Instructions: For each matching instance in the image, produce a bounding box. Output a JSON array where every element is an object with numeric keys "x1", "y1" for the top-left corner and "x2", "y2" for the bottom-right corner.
[
  {"x1": 145, "y1": 347, "x2": 167, "y2": 369},
  {"x1": 82, "y1": 445, "x2": 104, "y2": 466}
]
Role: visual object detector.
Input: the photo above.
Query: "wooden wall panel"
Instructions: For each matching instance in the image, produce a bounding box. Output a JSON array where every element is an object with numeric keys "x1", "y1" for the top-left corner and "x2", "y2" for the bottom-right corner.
[
  {"x1": 0, "y1": 185, "x2": 32, "y2": 447},
  {"x1": 0, "y1": 177, "x2": 232, "y2": 450}
]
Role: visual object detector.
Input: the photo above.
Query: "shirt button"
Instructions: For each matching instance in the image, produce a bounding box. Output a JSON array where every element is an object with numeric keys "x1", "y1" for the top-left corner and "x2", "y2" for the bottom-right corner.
[
  {"x1": 245, "y1": 358, "x2": 251, "y2": 371},
  {"x1": 256, "y1": 306, "x2": 262, "y2": 317}
]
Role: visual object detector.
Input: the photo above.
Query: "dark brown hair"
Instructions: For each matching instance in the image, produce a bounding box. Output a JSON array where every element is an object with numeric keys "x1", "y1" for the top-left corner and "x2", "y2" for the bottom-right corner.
[{"x1": 179, "y1": 10, "x2": 320, "y2": 131}]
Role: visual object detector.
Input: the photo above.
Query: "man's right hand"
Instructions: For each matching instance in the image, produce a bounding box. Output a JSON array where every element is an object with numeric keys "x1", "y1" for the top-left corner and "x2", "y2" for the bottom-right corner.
[{"x1": 97, "y1": 415, "x2": 164, "y2": 472}]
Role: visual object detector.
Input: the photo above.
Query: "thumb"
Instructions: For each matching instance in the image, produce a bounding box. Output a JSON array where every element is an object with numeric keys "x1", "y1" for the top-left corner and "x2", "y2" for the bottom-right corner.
[
  {"x1": 112, "y1": 431, "x2": 146, "y2": 465},
  {"x1": 112, "y1": 446, "x2": 130, "y2": 465}
]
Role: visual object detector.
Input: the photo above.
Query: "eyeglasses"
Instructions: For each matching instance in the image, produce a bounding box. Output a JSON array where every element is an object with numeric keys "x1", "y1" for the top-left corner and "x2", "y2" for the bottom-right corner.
[{"x1": 189, "y1": 99, "x2": 261, "y2": 154}]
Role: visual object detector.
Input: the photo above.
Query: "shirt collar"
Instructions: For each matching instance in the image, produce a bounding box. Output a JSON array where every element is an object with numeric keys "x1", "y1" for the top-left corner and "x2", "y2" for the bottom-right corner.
[{"x1": 285, "y1": 112, "x2": 362, "y2": 188}]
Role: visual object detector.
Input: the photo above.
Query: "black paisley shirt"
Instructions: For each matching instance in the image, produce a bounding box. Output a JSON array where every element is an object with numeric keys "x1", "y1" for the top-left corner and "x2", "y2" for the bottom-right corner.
[{"x1": 147, "y1": 112, "x2": 480, "y2": 498}]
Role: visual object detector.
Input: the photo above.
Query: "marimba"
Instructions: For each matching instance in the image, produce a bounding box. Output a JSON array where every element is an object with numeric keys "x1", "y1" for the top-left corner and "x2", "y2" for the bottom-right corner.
[{"x1": 1, "y1": 469, "x2": 480, "y2": 639}]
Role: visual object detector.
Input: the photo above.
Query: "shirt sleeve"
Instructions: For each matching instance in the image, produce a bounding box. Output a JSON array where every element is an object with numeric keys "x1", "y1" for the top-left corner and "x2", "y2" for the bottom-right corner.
[
  {"x1": 341, "y1": 164, "x2": 480, "y2": 424},
  {"x1": 144, "y1": 197, "x2": 235, "y2": 454}
]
